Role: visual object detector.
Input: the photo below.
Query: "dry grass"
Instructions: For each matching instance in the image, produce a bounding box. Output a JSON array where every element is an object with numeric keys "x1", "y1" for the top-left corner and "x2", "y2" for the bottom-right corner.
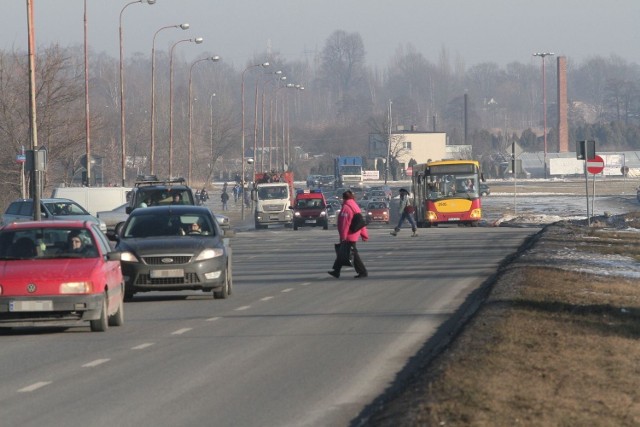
[{"x1": 365, "y1": 216, "x2": 640, "y2": 427}]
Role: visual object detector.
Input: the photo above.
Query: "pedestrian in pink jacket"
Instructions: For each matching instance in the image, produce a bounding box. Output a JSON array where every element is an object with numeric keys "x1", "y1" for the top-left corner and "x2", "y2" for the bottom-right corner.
[{"x1": 328, "y1": 190, "x2": 369, "y2": 279}]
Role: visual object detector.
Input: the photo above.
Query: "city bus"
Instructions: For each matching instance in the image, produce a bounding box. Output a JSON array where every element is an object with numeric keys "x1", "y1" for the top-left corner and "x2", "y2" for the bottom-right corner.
[{"x1": 411, "y1": 160, "x2": 484, "y2": 227}]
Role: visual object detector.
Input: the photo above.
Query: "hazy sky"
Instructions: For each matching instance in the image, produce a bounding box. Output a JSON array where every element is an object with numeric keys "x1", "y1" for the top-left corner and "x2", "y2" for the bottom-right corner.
[{"x1": 2, "y1": 0, "x2": 639, "y2": 69}]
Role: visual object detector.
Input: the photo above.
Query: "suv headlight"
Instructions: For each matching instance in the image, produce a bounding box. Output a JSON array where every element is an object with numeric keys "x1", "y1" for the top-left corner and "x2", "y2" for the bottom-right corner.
[
  {"x1": 194, "y1": 248, "x2": 224, "y2": 261},
  {"x1": 120, "y1": 252, "x2": 139, "y2": 262}
]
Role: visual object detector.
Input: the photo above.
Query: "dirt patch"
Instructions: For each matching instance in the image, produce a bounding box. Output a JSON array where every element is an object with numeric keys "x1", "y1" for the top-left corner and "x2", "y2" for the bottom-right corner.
[{"x1": 360, "y1": 213, "x2": 640, "y2": 426}]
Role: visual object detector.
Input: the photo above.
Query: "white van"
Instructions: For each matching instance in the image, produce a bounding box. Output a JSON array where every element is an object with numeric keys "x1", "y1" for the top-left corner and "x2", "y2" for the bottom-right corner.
[{"x1": 51, "y1": 187, "x2": 131, "y2": 216}]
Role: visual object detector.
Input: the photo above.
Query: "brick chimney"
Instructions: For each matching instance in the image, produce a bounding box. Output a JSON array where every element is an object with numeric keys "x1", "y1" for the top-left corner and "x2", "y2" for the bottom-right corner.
[{"x1": 557, "y1": 56, "x2": 569, "y2": 152}]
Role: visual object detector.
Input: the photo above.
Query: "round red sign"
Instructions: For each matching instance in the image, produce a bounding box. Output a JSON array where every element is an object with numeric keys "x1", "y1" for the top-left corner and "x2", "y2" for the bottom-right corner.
[{"x1": 586, "y1": 155, "x2": 605, "y2": 174}]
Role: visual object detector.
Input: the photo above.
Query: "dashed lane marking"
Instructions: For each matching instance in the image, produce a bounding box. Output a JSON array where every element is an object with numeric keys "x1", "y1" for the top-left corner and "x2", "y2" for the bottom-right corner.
[
  {"x1": 260, "y1": 296, "x2": 274, "y2": 301},
  {"x1": 281, "y1": 288, "x2": 293, "y2": 293},
  {"x1": 171, "y1": 328, "x2": 192, "y2": 335},
  {"x1": 300, "y1": 282, "x2": 311, "y2": 286},
  {"x1": 18, "y1": 381, "x2": 51, "y2": 393},
  {"x1": 206, "y1": 317, "x2": 220, "y2": 322},
  {"x1": 82, "y1": 358, "x2": 110, "y2": 368},
  {"x1": 132, "y1": 343, "x2": 154, "y2": 350},
  {"x1": 235, "y1": 306, "x2": 251, "y2": 311}
]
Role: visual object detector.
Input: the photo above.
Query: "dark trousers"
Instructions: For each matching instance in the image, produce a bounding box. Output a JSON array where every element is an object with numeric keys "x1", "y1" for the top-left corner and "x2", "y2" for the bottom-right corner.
[{"x1": 332, "y1": 241, "x2": 367, "y2": 275}]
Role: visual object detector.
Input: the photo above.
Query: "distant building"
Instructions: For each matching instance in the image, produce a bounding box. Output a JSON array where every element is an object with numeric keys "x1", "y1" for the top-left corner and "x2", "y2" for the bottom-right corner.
[{"x1": 368, "y1": 128, "x2": 450, "y2": 171}]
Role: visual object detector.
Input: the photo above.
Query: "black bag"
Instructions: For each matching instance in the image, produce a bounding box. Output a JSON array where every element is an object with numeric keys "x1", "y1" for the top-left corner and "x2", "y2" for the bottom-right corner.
[
  {"x1": 349, "y1": 212, "x2": 367, "y2": 233},
  {"x1": 334, "y1": 242, "x2": 353, "y2": 267}
]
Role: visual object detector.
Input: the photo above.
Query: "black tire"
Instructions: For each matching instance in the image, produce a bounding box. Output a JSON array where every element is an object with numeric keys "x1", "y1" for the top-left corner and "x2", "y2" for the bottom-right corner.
[
  {"x1": 323, "y1": 221, "x2": 329, "y2": 230},
  {"x1": 213, "y1": 267, "x2": 231, "y2": 299},
  {"x1": 108, "y1": 294, "x2": 124, "y2": 327},
  {"x1": 90, "y1": 296, "x2": 109, "y2": 332},
  {"x1": 293, "y1": 222, "x2": 298, "y2": 230}
]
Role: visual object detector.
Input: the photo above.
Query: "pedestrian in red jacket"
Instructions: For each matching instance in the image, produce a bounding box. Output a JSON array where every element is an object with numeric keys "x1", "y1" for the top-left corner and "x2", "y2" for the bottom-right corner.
[{"x1": 328, "y1": 190, "x2": 369, "y2": 279}]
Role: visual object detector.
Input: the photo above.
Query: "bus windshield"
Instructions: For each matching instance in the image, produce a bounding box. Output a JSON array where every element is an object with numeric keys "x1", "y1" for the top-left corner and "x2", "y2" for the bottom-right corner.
[{"x1": 425, "y1": 173, "x2": 479, "y2": 199}]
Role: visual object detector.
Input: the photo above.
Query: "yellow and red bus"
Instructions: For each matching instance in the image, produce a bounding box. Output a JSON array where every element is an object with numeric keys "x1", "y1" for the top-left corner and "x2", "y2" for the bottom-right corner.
[{"x1": 411, "y1": 160, "x2": 483, "y2": 227}]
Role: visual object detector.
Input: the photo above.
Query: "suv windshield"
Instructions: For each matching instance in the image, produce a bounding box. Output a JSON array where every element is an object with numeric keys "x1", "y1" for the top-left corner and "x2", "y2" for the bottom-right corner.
[{"x1": 123, "y1": 211, "x2": 215, "y2": 238}]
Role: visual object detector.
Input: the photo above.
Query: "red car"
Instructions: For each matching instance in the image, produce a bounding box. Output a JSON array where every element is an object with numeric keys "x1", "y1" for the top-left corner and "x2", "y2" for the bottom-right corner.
[
  {"x1": 365, "y1": 201, "x2": 390, "y2": 224},
  {"x1": 0, "y1": 220, "x2": 125, "y2": 332}
]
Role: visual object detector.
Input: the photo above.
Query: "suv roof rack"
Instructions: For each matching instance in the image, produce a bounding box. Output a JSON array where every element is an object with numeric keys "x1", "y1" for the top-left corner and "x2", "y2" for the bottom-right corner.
[{"x1": 134, "y1": 177, "x2": 186, "y2": 187}]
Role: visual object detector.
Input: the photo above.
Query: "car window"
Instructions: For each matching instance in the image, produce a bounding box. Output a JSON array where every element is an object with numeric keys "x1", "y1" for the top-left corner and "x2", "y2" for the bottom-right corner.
[
  {"x1": 92, "y1": 225, "x2": 112, "y2": 254},
  {"x1": 0, "y1": 227, "x2": 98, "y2": 259},
  {"x1": 44, "y1": 201, "x2": 89, "y2": 216},
  {"x1": 5, "y1": 202, "x2": 21, "y2": 215},
  {"x1": 17, "y1": 201, "x2": 33, "y2": 216},
  {"x1": 124, "y1": 212, "x2": 215, "y2": 238}
]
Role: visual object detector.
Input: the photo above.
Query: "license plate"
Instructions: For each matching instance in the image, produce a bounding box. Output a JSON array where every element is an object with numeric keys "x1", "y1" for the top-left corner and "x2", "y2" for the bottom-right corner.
[
  {"x1": 9, "y1": 300, "x2": 53, "y2": 312},
  {"x1": 150, "y1": 269, "x2": 184, "y2": 278},
  {"x1": 269, "y1": 215, "x2": 280, "y2": 220},
  {"x1": 304, "y1": 219, "x2": 317, "y2": 224},
  {"x1": 448, "y1": 217, "x2": 460, "y2": 221}
]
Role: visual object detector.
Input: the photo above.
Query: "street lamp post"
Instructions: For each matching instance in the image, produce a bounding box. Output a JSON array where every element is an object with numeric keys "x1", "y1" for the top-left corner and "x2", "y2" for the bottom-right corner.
[
  {"x1": 119, "y1": 0, "x2": 155, "y2": 186},
  {"x1": 241, "y1": 61, "x2": 269, "y2": 220},
  {"x1": 169, "y1": 37, "x2": 204, "y2": 178},
  {"x1": 209, "y1": 92, "x2": 216, "y2": 180},
  {"x1": 254, "y1": 71, "x2": 284, "y2": 178},
  {"x1": 533, "y1": 52, "x2": 554, "y2": 179},
  {"x1": 151, "y1": 22, "x2": 189, "y2": 176},
  {"x1": 285, "y1": 84, "x2": 304, "y2": 167},
  {"x1": 188, "y1": 56, "x2": 220, "y2": 184},
  {"x1": 260, "y1": 70, "x2": 287, "y2": 171}
]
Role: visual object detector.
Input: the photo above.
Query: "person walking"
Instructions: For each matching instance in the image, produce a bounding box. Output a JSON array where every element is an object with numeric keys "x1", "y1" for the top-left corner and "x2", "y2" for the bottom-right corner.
[
  {"x1": 390, "y1": 188, "x2": 417, "y2": 237},
  {"x1": 328, "y1": 190, "x2": 369, "y2": 279},
  {"x1": 232, "y1": 184, "x2": 240, "y2": 203},
  {"x1": 221, "y1": 190, "x2": 229, "y2": 211}
]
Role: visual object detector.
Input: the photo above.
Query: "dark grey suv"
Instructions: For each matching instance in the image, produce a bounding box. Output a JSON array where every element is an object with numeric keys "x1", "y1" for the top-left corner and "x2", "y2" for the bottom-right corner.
[{"x1": 126, "y1": 177, "x2": 197, "y2": 214}]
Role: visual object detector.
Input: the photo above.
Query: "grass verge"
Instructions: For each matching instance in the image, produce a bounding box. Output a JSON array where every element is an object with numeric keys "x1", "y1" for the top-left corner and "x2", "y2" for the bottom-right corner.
[{"x1": 363, "y1": 213, "x2": 640, "y2": 426}]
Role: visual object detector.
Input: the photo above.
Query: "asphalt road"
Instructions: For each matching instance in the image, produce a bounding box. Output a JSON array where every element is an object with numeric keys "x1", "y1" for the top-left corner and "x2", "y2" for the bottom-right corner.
[{"x1": 0, "y1": 225, "x2": 536, "y2": 427}]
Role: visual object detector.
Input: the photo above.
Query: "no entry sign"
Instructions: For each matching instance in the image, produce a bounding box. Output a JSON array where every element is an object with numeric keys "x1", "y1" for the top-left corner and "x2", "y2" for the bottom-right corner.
[{"x1": 586, "y1": 155, "x2": 605, "y2": 174}]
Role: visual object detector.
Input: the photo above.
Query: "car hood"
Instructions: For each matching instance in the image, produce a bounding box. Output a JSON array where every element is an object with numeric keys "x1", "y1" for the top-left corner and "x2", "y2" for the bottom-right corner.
[
  {"x1": 117, "y1": 236, "x2": 222, "y2": 255},
  {"x1": 0, "y1": 258, "x2": 100, "y2": 282}
]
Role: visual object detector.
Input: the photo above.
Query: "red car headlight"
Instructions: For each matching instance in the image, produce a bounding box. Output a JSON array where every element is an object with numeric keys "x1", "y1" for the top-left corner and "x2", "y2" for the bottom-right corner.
[{"x1": 60, "y1": 282, "x2": 93, "y2": 294}]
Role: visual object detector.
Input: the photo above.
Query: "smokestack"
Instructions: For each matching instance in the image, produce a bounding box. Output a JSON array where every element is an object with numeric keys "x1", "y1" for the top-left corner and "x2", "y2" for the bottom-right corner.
[{"x1": 557, "y1": 56, "x2": 569, "y2": 152}]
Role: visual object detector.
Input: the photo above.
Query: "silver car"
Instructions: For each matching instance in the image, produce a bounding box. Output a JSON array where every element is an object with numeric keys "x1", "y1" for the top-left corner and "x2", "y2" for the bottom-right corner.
[{"x1": 2, "y1": 198, "x2": 107, "y2": 233}]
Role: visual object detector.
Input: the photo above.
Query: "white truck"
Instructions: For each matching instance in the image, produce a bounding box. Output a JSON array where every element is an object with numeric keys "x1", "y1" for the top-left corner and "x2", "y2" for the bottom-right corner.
[
  {"x1": 51, "y1": 186, "x2": 131, "y2": 216},
  {"x1": 253, "y1": 172, "x2": 294, "y2": 229}
]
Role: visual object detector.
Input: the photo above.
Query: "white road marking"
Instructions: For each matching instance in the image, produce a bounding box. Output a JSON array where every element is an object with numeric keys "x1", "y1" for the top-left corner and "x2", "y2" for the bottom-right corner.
[
  {"x1": 171, "y1": 328, "x2": 192, "y2": 335},
  {"x1": 300, "y1": 282, "x2": 311, "y2": 286},
  {"x1": 132, "y1": 343, "x2": 154, "y2": 350},
  {"x1": 281, "y1": 288, "x2": 293, "y2": 293},
  {"x1": 235, "y1": 305, "x2": 251, "y2": 311},
  {"x1": 260, "y1": 296, "x2": 274, "y2": 301},
  {"x1": 82, "y1": 358, "x2": 110, "y2": 368},
  {"x1": 18, "y1": 381, "x2": 51, "y2": 393},
  {"x1": 206, "y1": 316, "x2": 220, "y2": 322}
]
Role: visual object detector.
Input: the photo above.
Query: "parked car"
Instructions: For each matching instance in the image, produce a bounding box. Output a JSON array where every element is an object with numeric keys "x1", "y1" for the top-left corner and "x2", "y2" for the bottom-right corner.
[
  {"x1": 115, "y1": 205, "x2": 234, "y2": 300},
  {"x1": 364, "y1": 190, "x2": 388, "y2": 201},
  {"x1": 97, "y1": 203, "x2": 128, "y2": 236},
  {"x1": 369, "y1": 185, "x2": 392, "y2": 200},
  {"x1": 0, "y1": 220, "x2": 126, "y2": 332},
  {"x1": 480, "y1": 183, "x2": 491, "y2": 196},
  {"x1": 365, "y1": 201, "x2": 390, "y2": 224},
  {"x1": 2, "y1": 198, "x2": 107, "y2": 233}
]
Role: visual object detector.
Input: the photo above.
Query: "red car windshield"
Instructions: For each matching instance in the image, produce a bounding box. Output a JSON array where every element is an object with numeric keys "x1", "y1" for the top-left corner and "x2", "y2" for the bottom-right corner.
[{"x1": 0, "y1": 228, "x2": 99, "y2": 260}]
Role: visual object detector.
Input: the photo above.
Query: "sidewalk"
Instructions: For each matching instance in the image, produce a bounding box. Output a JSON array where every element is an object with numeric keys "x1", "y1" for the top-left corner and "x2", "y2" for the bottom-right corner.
[{"x1": 205, "y1": 183, "x2": 254, "y2": 232}]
